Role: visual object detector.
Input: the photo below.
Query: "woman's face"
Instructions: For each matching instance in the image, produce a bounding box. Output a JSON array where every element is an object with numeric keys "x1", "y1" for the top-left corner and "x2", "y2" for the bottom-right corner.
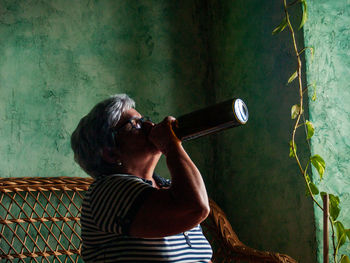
[{"x1": 114, "y1": 108, "x2": 160, "y2": 159}]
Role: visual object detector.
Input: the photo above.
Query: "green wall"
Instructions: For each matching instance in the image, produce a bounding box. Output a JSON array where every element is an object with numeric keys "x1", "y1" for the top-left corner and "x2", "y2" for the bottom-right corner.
[
  {"x1": 304, "y1": 0, "x2": 350, "y2": 261},
  {"x1": 3, "y1": 0, "x2": 348, "y2": 262},
  {"x1": 0, "y1": 0, "x2": 213, "y2": 178}
]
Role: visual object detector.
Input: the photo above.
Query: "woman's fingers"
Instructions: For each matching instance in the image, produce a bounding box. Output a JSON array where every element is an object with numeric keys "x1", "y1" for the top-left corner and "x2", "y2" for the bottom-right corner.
[{"x1": 148, "y1": 116, "x2": 180, "y2": 154}]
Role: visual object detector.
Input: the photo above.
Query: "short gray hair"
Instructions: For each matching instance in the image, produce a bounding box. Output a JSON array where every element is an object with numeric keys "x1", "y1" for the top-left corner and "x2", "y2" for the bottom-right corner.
[{"x1": 71, "y1": 94, "x2": 135, "y2": 178}]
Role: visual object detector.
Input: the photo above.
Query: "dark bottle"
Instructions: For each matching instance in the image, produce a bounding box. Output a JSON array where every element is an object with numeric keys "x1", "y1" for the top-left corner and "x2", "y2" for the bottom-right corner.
[{"x1": 172, "y1": 98, "x2": 248, "y2": 141}]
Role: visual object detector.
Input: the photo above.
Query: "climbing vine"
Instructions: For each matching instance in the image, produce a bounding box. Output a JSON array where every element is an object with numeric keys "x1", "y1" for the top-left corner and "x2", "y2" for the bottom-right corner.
[{"x1": 273, "y1": 0, "x2": 350, "y2": 262}]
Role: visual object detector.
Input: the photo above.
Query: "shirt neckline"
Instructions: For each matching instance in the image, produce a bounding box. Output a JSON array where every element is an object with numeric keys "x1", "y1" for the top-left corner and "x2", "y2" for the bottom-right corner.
[{"x1": 101, "y1": 173, "x2": 171, "y2": 189}]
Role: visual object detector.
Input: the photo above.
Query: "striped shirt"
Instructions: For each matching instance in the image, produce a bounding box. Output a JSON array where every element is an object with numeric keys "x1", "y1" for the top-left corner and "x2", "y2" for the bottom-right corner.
[{"x1": 81, "y1": 174, "x2": 213, "y2": 262}]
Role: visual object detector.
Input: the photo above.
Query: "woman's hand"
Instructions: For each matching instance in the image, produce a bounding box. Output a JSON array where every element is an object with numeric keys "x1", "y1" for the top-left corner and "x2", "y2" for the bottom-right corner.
[{"x1": 148, "y1": 116, "x2": 181, "y2": 156}]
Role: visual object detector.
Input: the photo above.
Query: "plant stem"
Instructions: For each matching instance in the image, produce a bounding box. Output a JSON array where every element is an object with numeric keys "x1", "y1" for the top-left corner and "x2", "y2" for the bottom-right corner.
[
  {"x1": 282, "y1": 0, "x2": 339, "y2": 261},
  {"x1": 303, "y1": 163, "x2": 323, "y2": 209},
  {"x1": 330, "y1": 219, "x2": 337, "y2": 262},
  {"x1": 302, "y1": 113, "x2": 312, "y2": 150},
  {"x1": 288, "y1": 0, "x2": 300, "y2": 7},
  {"x1": 283, "y1": 0, "x2": 304, "y2": 176}
]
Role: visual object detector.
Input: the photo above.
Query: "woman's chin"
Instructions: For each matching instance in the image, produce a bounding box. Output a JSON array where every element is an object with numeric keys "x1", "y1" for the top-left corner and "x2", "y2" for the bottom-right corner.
[{"x1": 150, "y1": 146, "x2": 162, "y2": 156}]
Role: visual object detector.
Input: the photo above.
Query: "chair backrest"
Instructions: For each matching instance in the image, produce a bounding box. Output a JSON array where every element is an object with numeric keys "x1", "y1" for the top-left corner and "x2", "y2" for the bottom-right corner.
[{"x1": 0, "y1": 177, "x2": 93, "y2": 263}]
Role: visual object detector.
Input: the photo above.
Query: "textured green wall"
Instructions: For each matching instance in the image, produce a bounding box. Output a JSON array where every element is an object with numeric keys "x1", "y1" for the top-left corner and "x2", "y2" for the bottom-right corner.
[
  {"x1": 304, "y1": 0, "x2": 350, "y2": 261},
  {"x1": 0, "y1": 0, "x2": 213, "y2": 178}
]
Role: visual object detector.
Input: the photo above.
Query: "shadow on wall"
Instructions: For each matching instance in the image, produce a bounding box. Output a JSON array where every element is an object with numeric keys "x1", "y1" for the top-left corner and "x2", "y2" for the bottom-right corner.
[
  {"x1": 196, "y1": 0, "x2": 317, "y2": 262},
  {"x1": 104, "y1": 1, "x2": 217, "y2": 178}
]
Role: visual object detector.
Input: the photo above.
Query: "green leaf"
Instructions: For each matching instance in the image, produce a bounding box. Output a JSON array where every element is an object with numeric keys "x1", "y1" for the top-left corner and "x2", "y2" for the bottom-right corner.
[
  {"x1": 291, "y1": 104, "x2": 301, "y2": 119},
  {"x1": 306, "y1": 182, "x2": 319, "y2": 196},
  {"x1": 305, "y1": 174, "x2": 319, "y2": 196},
  {"x1": 329, "y1": 194, "x2": 340, "y2": 221},
  {"x1": 306, "y1": 120, "x2": 314, "y2": 140},
  {"x1": 346, "y1": 228, "x2": 350, "y2": 241},
  {"x1": 305, "y1": 174, "x2": 311, "y2": 194},
  {"x1": 289, "y1": 140, "x2": 297, "y2": 158},
  {"x1": 299, "y1": 0, "x2": 308, "y2": 29},
  {"x1": 340, "y1": 255, "x2": 350, "y2": 263},
  {"x1": 310, "y1": 155, "x2": 326, "y2": 179},
  {"x1": 335, "y1": 221, "x2": 347, "y2": 249},
  {"x1": 288, "y1": 71, "x2": 298, "y2": 84},
  {"x1": 272, "y1": 17, "x2": 287, "y2": 35},
  {"x1": 312, "y1": 93, "x2": 316, "y2": 101},
  {"x1": 310, "y1": 82, "x2": 317, "y2": 101},
  {"x1": 309, "y1": 182, "x2": 319, "y2": 195}
]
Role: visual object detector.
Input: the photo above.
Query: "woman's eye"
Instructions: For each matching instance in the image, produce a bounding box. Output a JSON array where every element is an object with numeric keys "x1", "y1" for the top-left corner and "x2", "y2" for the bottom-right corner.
[
  {"x1": 135, "y1": 122, "x2": 142, "y2": 129},
  {"x1": 129, "y1": 119, "x2": 142, "y2": 129}
]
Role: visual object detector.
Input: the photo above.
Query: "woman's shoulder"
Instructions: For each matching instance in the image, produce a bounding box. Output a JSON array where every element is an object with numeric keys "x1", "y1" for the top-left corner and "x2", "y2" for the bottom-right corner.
[
  {"x1": 89, "y1": 174, "x2": 147, "y2": 193},
  {"x1": 89, "y1": 173, "x2": 170, "y2": 192},
  {"x1": 96, "y1": 174, "x2": 143, "y2": 183}
]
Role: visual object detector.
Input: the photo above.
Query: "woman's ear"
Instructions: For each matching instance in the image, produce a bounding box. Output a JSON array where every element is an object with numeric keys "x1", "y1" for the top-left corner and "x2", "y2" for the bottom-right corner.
[{"x1": 102, "y1": 147, "x2": 119, "y2": 164}]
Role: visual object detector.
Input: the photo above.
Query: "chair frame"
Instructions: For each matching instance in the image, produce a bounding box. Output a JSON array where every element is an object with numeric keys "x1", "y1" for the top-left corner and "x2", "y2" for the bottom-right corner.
[{"x1": 0, "y1": 177, "x2": 297, "y2": 263}]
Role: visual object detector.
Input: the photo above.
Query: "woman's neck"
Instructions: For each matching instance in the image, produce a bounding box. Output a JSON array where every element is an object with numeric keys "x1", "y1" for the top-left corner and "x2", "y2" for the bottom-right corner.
[{"x1": 120, "y1": 153, "x2": 161, "y2": 181}]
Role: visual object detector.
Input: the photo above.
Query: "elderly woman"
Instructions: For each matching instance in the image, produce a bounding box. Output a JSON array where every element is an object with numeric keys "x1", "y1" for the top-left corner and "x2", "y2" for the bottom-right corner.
[{"x1": 71, "y1": 94, "x2": 213, "y2": 262}]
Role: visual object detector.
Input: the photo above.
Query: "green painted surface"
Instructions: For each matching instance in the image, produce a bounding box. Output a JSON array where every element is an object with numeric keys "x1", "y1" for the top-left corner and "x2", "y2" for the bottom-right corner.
[
  {"x1": 0, "y1": 0, "x2": 213, "y2": 178},
  {"x1": 304, "y1": 0, "x2": 350, "y2": 261},
  {"x1": 6, "y1": 0, "x2": 350, "y2": 262}
]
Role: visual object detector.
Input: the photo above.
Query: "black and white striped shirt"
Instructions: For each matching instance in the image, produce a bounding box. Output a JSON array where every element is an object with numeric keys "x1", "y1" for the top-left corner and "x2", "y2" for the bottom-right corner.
[{"x1": 81, "y1": 174, "x2": 213, "y2": 262}]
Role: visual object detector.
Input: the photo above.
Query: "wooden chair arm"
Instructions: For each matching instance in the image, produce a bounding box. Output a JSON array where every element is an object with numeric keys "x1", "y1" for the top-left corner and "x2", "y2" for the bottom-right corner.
[{"x1": 202, "y1": 199, "x2": 297, "y2": 263}]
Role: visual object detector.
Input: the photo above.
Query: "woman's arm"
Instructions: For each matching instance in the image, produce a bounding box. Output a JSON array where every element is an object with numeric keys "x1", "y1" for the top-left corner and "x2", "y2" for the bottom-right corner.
[{"x1": 128, "y1": 117, "x2": 210, "y2": 238}]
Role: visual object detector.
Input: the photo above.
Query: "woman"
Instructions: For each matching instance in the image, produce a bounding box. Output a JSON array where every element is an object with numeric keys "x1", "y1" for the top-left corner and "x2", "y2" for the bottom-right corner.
[{"x1": 71, "y1": 94, "x2": 213, "y2": 262}]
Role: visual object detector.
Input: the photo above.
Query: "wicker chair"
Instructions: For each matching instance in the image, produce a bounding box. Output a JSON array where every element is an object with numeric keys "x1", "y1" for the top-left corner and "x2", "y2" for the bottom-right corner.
[{"x1": 0, "y1": 177, "x2": 297, "y2": 263}]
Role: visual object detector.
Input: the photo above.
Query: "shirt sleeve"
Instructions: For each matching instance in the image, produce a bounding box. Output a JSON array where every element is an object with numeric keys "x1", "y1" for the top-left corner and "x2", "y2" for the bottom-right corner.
[{"x1": 90, "y1": 175, "x2": 153, "y2": 235}]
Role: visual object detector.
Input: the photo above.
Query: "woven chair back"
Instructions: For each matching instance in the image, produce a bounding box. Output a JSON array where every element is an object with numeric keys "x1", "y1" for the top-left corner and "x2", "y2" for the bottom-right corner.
[{"x1": 0, "y1": 177, "x2": 93, "y2": 263}]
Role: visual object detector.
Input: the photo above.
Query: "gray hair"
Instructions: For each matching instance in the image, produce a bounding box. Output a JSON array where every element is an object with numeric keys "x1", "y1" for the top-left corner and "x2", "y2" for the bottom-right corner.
[{"x1": 71, "y1": 94, "x2": 135, "y2": 178}]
